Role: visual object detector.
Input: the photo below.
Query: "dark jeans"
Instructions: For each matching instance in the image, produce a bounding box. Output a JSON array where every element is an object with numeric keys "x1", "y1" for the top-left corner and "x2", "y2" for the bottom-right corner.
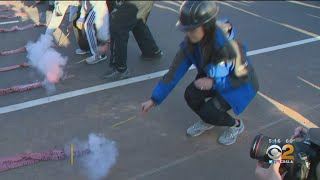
[
  {"x1": 184, "y1": 76, "x2": 236, "y2": 127},
  {"x1": 110, "y1": 1, "x2": 160, "y2": 71}
]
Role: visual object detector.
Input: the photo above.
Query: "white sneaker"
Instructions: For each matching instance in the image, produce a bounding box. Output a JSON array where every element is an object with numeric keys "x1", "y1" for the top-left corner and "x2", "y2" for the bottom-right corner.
[
  {"x1": 186, "y1": 120, "x2": 214, "y2": 137},
  {"x1": 75, "y1": 49, "x2": 90, "y2": 55},
  {"x1": 85, "y1": 54, "x2": 108, "y2": 65},
  {"x1": 218, "y1": 119, "x2": 244, "y2": 145}
]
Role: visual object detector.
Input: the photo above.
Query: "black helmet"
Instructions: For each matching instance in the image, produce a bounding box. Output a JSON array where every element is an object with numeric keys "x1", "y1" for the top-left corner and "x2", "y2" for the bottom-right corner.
[{"x1": 176, "y1": 1, "x2": 219, "y2": 32}]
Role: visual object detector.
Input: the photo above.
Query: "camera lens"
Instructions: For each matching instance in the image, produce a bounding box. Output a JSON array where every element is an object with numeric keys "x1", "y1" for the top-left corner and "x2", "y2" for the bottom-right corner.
[{"x1": 250, "y1": 134, "x2": 273, "y2": 161}]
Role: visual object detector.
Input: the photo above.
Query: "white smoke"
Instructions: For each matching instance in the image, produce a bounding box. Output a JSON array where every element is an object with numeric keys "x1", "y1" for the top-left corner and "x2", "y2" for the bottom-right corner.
[
  {"x1": 65, "y1": 134, "x2": 118, "y2": 180},
  {"x1": 26, "y1": 34, "x2": 67, "y2": 92},
  {"x1": 82, "y1": 134, "x2": 118, "y2": 180}
]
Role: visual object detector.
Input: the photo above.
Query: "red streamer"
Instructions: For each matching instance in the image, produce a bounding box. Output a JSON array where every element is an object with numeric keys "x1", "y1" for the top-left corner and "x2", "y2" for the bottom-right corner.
[
  {"x1": 0, "y1": 12, "x2": 28, "y2": 19},
  {"x1": 0, "y1": 22, "x2": 46, "y2": 33},
  {"x1": 0, "y1": 46, "x2": 26, "y2": 56},
  {"x1": 0, "y1": 147, "x2": 90, "y2": 172},
  {"x1": 0, "y1": 62, "x2": 29, "y2": 72},
  {"x1": 0, "y1": 82, "x2": 42, "y2": 95},
  {"x1": 0, "y1": 150, "x2": 65, "y2": 172},
  {"x1": 0, "y1": 7, "x2": 19, "y2": 12}
]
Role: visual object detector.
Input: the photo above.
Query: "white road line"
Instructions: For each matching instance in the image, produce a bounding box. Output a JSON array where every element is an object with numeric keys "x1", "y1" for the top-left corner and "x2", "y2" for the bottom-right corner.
[
  {"x1": 161, "y1": 1, "x2": 181, "y2": 8},
  {"x1": 219, "y1": 1, "x2": 319, "y2": 38},
  {"x1": 0, "y1": 36, "x2": 320, "y2": 115},
  {"x1": 297, "y1": 76, "x2": 320, "y2": 90},
  {"x1": 289, "y1": 1, "x2": 320, "y2": 10},
  {"x1": 154, "y1": 3, "x2": 179, "y2": 14},
  {"x1": 241, "y1": 1, "x2": 255, "y2": 4},
  {"x1": 230, "y1": 1, "x2": 250, "y2": 7},
  {"x1": 306, "y1": 13, "x2": 320, "y2": 19},
  {"x1": 247, "y1": 36, "x2": 320, "y2": 56},
  {"x1": 0, "y1": 20, "x2": 19, "y2": 25}
]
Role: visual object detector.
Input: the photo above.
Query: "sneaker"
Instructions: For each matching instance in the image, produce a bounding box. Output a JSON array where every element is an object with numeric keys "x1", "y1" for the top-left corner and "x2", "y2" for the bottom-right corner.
[
  {"x1": 141, "y1": 50, "x2": 163, "y2": 60},
  {"x1": 186, "y1": 120, "x2": 214, "y2": 137},
  {"x1": 218, "y1": 119, "x2": 244, "y2": 145},
  {"x1": 103, "y1": 68, "x2": 129, "y2": 80},
  {"x1": 85, "y1": 54, "x2": 108, "y2": 65},
  {"x1": 75, "y1": 49, "x2": 90, "y2": 55}
]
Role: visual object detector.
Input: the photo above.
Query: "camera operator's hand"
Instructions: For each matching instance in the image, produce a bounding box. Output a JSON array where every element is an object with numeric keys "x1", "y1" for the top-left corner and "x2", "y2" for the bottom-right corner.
[
  {"x1": 291, "y1": 126, "x2": 308, "y2": 139},
  {"x1": 255, "y1": 159, "x2": 282, "y2": 180}
]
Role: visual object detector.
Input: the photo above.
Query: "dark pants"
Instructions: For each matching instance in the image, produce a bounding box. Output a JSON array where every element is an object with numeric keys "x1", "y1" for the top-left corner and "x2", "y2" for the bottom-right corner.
[
  {"x1": 72, "y1": 6, "x2": 90, "y2": 51},
  {"x1": 184, "y1": 76, "x2": 236, "y2": 127},
  {"x1": 110, "y1": 1, "x2": 160, "y2": 71}
]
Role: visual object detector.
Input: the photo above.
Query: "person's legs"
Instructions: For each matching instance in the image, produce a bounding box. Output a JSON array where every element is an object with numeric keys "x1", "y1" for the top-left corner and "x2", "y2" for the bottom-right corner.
[
  {"x1": 184, "y1": 79, "x2": 244, "y2": 144},
  {"x1": 84, "y1": 9, "x2": 98, "y2": 55},
  {"x1": 72, "y1": 6, "x2": 90, "y2": 53},
  {"x1": 84, "y1": 11, "x2": 108, "y2": 65},
  {"x1": 109, "y1": 36, "x2": 116, "y2": 67},
  {"x1": 184, "y1": 82, "x2": 212, "y2": 116},
  {"x1": 113, "y1": 30, "x2": 130, "y2": 71},
  {"x1": 132, "y1": 1, "x2": 162, "y2": 59},
  {"x1": 45, "y1": 2, "x2": 68, "y2": 35},
  {"x1": 184, "y1": 81, "x2": 215, "y2": 137},
  {"x1": 197, "y1": 94, "x2": 235, "y2": 126},
  {"x1": 183, "y1": 73, "x2": 232, "y2": 124},
  {"x1": 203, "y1": 94, "x2": 244, "y2": 145},
  {"x1": 104, "y1": 3, "x2": 138, "y2": 79}
]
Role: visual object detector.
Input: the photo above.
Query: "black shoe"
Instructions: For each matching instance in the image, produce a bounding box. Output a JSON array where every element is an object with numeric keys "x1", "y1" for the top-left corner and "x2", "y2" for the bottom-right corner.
[
  {"x1": 141, "y1": 50, "x2": 163, "y2": 60},
  {"x1": 103, "y1": 68, "x2": 129, "y2": 80}
]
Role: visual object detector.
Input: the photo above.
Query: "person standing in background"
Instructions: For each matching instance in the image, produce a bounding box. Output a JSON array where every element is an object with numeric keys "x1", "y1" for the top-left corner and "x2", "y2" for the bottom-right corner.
[
  {"x1": 73, "y1": 0, "x2": 111, "y2": 65},
  {"x1": 45, "y1": 1, "x2": 80, "y2": 36},
  {"x1": 103, "y1": 0, "x2": 163, "y2": 80}
]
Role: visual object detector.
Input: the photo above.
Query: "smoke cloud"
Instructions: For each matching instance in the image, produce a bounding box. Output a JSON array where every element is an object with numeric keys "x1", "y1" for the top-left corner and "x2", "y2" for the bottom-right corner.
[
  {"x1": 26, "y1": 34, "x2": 67, "y2": 92},
  {"x1": 64, "y1": 133, "x2": 118, "y2": 180}
]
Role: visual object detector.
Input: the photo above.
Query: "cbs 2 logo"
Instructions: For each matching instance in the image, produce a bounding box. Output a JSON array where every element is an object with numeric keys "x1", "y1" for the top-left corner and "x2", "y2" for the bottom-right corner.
[{"x1": 267, "y1": 144, "x2": 294, "y2": 160}]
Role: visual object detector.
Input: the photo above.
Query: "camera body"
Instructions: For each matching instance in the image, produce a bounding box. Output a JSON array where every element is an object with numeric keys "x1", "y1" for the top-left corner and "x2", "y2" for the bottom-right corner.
[{"x1": 250, "y1": 128, "x2": 320, "y2": 180}]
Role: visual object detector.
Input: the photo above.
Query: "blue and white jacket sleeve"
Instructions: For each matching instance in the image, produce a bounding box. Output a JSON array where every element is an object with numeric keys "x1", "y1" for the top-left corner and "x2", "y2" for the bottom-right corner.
[{"x1": 151, "y1": 49, "x2": 192, "y2": 105}]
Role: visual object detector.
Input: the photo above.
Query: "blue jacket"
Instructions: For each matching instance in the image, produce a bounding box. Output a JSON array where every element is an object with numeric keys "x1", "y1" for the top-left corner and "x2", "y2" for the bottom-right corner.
[{"x1": 151, "y1": 27, "x2": 259, "y2": 115}]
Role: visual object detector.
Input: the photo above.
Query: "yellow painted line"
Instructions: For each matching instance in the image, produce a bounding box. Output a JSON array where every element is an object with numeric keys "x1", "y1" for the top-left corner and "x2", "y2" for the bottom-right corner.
[
  {"x1": 258, "y1": 92, "x2": 319, "y2": 128},
  {"x1": 76, "y1": 58, "x2": 87, "y2": 64},
  {"x1": 58, "y1": 33, "x2": 70, "y2": 47},
  {"x1": 70, "y1": 144, "x2": 74, "y2": 166},
  {"x1": 112, "y1": 115, "x2": 137, "y2": 128}
]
